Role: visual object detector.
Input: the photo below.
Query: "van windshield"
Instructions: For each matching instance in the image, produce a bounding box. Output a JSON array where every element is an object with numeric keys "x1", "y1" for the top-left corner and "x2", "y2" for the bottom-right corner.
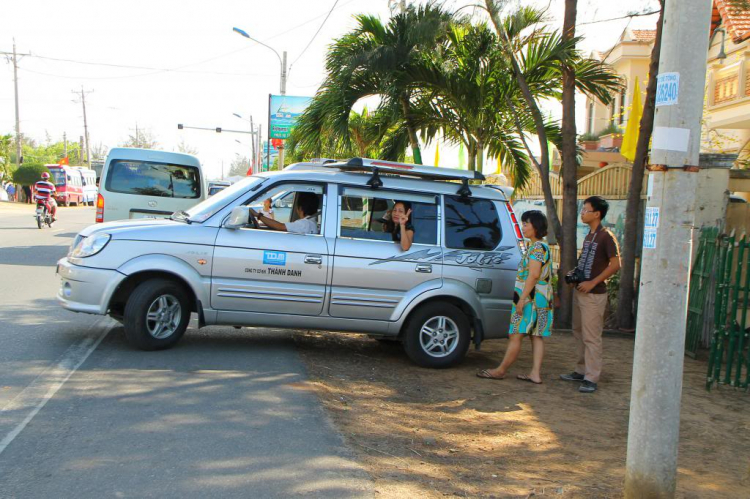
[
  {"x1": 186, "y1": 176, "x2": 264, "y2": 223},
  {"x1": 105, "y1": 160, "x2": 200, "y2": 198}
]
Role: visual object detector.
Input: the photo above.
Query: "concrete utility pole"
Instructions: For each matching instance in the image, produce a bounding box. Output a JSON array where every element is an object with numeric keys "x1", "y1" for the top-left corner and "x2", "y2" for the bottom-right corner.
[
  {"x1": 11, "y1": 40, "x2": 28, "y2": 168},
  {"x1": 624, "y1": 0, "x2": 713, "y2": 497},
  {"x1": 277, "y1": 50, "x2": 288, "y2": 170},
  {"x1": 72, "y1": 87, "x2": 92, "y2": 165},
  {"x1": 249, "y1": 115, "x2": 256, "y2": 172},
  {"x1": 63, "y1": 132, "x2": 68, "y2": 157},
  {"x1": 257, "y1": 124, "x2": 263, "y2": 172}
]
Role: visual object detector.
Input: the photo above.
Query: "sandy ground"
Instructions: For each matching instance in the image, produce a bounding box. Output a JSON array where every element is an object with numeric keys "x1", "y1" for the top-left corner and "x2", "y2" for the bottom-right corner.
[{"x1": 291, "y1": 331, "x2": 750, "y2": 498}]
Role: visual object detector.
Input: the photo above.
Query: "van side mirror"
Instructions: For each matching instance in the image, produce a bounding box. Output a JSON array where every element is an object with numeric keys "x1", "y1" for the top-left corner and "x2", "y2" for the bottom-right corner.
[{"x1": 224, "y1": 206, "x2": 250, "y2": 229}]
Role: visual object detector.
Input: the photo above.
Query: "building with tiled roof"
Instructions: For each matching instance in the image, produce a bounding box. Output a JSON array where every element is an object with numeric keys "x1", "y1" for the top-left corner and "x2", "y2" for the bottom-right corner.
[
  {"x1": 704, "y1": 0, "x2": 750, "y2": 160},
  {"x1": 584, "y1": 28, "x2": 655, "y2": 140},
  {"x1": 630, "y1": 29, "x2": 657, "y2": 43},
  {"x1": 712, "y1": 0, "x2": 750, "y2": 43}
]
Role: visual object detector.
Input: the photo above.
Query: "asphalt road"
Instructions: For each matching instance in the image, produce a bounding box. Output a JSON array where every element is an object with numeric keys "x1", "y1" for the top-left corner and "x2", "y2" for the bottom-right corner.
[{"x1": 0, "y1": 203, "x2": 372, "y2": 498}]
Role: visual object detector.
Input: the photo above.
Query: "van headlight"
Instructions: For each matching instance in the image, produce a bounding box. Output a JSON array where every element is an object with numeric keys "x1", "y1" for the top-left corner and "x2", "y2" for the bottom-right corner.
[{"x1": 71, "y1": 233, "x2": 111, "y2": 258}]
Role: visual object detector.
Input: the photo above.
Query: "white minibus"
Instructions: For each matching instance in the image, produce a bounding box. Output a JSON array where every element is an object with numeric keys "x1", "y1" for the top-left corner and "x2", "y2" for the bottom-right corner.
[{"x1": 96, "y1": 148, "x2": 206, "y2": 223}]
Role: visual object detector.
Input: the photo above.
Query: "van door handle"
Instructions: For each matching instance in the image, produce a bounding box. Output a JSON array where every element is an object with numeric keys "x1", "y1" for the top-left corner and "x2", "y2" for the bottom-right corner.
[
  {"x1": 304, "y1": 255, "x2": 323, "y2": 265},
  {"x1": 415, "y1": 264, "x2": 432, "y2": 273}
]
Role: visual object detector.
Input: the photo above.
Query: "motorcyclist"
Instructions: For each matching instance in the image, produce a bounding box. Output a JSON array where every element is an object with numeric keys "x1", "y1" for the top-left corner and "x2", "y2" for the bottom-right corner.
[{"x1": 34, "y1": 172, "x2": 57, "y2": 222}]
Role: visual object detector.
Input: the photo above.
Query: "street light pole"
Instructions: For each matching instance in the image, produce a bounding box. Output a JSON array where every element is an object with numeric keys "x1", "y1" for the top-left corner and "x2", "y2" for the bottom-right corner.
[
  {"x1": 624, "y1": 0, "x2": 713, "y2": 497},
  {"x1": 278, "y1": 50, "x2": 288, "y2": 169},
  {"x1": 233, "y1": 27, "x2": 288, "y2": 169}
]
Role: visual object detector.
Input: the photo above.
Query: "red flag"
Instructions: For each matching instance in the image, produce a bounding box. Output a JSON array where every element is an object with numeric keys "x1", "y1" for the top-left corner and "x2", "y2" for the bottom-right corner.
[
  {"x1": 246, "y1": 166, "x2": 253, "y2": 176},
  {"x1": 59, "y1": 156, "x2": 69, "y2": 165}
]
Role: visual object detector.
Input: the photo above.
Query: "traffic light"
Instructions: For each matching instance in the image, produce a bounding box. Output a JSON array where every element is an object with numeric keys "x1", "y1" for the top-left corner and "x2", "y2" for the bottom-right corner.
[
  {"x1": 216, "y1": 127, "x2": 222, "y2": 133},
  {"x1": 177, "y1": 124, "x2": 183, "y2": 129}
]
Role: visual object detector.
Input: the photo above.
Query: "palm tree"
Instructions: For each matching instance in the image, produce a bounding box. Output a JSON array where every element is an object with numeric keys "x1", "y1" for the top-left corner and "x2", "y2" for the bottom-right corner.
[
  {"x1": 287, "y1": 107, "x2": 395, "y2": 161},
  {"x1": 485, "y1": 2, "x2": 622, "y2": 242},
  {"x1": 296, "y1": 3, "x2": 454, "y2": 164},
  {"x1": 408, "y1": 22, "x2": 535, "y2": 180}
]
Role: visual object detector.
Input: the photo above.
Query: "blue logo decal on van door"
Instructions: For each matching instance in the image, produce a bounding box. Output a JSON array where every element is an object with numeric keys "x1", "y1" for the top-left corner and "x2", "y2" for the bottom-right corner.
[{"x1": 263, "y1": 251, "x2": 287, "y2": 266}]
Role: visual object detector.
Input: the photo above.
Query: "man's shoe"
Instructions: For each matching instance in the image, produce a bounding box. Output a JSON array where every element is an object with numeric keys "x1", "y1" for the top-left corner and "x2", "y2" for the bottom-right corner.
[
  {"x1": 579, "y1": 380, "x2": 598, "y2": 393},
  {"x1": 560, "y1": 372, "x2": 585, "y2": 382}
]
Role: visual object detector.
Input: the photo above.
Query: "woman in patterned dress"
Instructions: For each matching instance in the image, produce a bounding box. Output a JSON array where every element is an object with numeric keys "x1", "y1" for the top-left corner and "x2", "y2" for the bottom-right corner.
[{"x1": 477, "y1": 210, "x2": 553, "y2": 384}]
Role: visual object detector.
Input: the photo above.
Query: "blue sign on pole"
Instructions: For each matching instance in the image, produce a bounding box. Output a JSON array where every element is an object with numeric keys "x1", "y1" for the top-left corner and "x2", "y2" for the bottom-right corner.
[
  {"x1": 269, "y1": 95, "x2": 312, "y2": 139},
  {"x1": 655, "y1": 72, "x2": 679, "y2": 107}
]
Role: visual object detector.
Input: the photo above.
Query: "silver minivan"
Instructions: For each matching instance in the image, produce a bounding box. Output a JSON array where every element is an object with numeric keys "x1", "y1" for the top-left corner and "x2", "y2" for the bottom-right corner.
[{"x1": 58, "y1": 159, "x2": 523, "y2": 367}]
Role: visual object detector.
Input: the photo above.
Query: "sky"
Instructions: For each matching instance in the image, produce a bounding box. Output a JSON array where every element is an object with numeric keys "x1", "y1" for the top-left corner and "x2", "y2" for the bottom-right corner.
[{"x1": 1, "y1": 0, "x2": 661, "y2": 180}]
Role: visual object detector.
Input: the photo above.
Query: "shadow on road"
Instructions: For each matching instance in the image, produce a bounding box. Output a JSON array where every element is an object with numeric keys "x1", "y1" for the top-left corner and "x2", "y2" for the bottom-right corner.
[
  {"x1": 0, "y1": 245, "x2": 69, "y2": 266},
  {"x1": 0, "y1": 326, "x2": 372, "y2": 498}
]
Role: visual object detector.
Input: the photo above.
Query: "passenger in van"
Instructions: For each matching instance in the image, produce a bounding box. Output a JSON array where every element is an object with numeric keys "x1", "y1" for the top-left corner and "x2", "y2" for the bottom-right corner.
[
  {"x1": 249, "y1": 192, "x2": 319, "y2": 234},
  {"x1": 383, "y1": 201, "x2": 414, "y2": 251}
]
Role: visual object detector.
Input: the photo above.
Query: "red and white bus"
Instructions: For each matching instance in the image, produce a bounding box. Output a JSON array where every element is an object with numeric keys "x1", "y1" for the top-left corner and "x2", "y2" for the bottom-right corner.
[{"x1": 46, "y1": 164, "x2": 85, "y2": 206}]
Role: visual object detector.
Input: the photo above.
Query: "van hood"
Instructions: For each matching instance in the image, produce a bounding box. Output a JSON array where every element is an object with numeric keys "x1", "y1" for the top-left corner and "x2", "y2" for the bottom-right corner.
[
  {"x1": 78, "y1": 218, "x2": 218, "y2": 246},
  {"x1": 79, "y1": 218, "x2": 180, "y2": 238}
]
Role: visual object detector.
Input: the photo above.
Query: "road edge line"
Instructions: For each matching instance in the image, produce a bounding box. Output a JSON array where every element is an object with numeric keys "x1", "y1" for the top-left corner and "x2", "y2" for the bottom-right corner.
[{"x1": 0, "y1": 317, "x2": 115, "y2": 456}]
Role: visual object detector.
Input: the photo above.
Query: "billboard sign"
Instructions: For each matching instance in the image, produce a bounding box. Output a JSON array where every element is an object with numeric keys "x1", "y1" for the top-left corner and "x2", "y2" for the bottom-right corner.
[{"x1": 269, "y1": 94, "x2": 312, "y2": 139}]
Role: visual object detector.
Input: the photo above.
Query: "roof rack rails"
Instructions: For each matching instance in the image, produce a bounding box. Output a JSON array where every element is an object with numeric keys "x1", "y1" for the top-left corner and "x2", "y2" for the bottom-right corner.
[{"x1": 326, "y1": 158, "x2": 485, "y2": 182}]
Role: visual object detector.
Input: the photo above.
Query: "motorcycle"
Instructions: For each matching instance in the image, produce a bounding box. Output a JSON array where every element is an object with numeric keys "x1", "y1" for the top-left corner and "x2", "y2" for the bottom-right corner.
[{"x1": 35, "y1": 200, "x2": 54, "y2": 229}]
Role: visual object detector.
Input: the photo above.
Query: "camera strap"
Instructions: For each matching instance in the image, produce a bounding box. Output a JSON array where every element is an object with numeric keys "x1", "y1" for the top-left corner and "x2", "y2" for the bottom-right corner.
[{"x1": 578, "y1": 225, "x2": 605, "y2": 279}]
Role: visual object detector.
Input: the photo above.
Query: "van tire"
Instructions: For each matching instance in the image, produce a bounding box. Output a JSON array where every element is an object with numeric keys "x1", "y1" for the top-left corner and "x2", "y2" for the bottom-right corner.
[
  {"x1": 123, "y1": 279, "x2": 191, "y2": 351},
  {"x1": 402, "y1": 302, "x2": 471, "y2": 368}
]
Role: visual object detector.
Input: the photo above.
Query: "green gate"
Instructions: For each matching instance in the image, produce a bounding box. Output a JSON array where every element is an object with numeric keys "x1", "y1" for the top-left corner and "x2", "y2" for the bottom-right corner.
[
  {"x1": 707, "y1": 232, "x2": 750, "y2": 391},
  {"x1": 685, "y1": 228, "x2": 719, "y2": 358}
]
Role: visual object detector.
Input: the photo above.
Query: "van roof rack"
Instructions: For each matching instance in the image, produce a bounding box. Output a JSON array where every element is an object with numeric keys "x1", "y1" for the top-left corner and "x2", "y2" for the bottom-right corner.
[
  {"x1": 325, "y1": 158, "x2": 484, "y2": 196},
  {"x1": 325, "y1": 158, "x2": 485, "y2": 182}
]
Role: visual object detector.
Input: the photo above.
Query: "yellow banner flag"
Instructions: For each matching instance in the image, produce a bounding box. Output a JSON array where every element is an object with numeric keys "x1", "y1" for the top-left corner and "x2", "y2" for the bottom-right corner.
[
  {"x1": 621, "y1": 78, "x2": 643, "y2": 162},
  {"x1": 434, "y1": 141, "x2": 440, "y2": 166}
]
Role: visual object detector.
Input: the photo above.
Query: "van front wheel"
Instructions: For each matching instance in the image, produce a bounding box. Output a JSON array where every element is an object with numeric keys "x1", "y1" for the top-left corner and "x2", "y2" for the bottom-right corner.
[
  {"x1": 124, "y1": 279, "x2": 191, "y2": 350},
  {"x1": 403, "y1": 302, "x2": 471, "y2": 368}
]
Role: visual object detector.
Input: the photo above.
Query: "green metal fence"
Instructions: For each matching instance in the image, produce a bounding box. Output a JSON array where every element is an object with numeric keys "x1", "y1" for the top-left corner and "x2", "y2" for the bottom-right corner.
[
  {"x1": 686, "y1": 228, "x2": 720, "y2": 358},
  {"x1": 706, "y1": 231, "x2": 750, "y2": 391}
]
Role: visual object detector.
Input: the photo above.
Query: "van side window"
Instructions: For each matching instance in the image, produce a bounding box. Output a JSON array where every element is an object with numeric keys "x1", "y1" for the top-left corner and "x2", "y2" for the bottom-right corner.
[
  {"x1": 339, "y1": 190, "x2": 438, "y2": 245},
  {"x1": 444, "y1": 196, "x2": 502, "y2": 250},
  {"x1": 245, "y1": 183, "x2": 325, "y2": 234}
]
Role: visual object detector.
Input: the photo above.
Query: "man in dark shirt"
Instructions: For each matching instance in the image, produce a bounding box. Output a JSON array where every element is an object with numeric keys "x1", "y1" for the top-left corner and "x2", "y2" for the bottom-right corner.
[{"x1": 560, "y1": 196, "x2": 621, "y2": 393}]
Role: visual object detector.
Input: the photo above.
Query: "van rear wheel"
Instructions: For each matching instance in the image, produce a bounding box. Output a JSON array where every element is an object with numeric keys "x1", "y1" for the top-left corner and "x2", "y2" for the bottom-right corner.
[
  {"x1": 124, "y1": 279, "x2": 191, "y2": 350},
  {"x1": 403, "y1": 302, "x2": 471, "y2": 368}
]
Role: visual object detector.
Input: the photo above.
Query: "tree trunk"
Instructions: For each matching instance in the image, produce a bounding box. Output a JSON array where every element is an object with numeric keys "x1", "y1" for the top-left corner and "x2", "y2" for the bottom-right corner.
[
  {"x1": 476, "y1": 139, "x2": 484, "y2": 173},
  {"x1": 485, "y1": 0, "x2": 562, "y2": 243},
  {"x1": 400, "y1": 94, "x2": 423, "y2": 164},
  {"x1": 616, "y1": 1, "x2": 665, "y2": 330},
  {"x1": 468, "y1": 138, "x2": 477, "y2": 171},
  {"x1": 558, "y1": 0, "x2": 578, "y2": 328}
]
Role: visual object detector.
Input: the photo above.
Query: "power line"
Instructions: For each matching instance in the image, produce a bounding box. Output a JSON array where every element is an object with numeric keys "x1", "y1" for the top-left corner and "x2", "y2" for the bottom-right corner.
[
  {"x1": 577, "y1": 9, "x2": 660, "y2": 26},
  {"x1": 265, "y1": 0, "x2": 362, "y2": 43},
  {"x1": 290, "y1": 0, "x2": 341, "y2": 69},
  {"x1": 1, "y1": 51, "x2": 277, "y2": 79},
  {"x1": 17, "y1": 65, "x2": 273, "y2": 80}
]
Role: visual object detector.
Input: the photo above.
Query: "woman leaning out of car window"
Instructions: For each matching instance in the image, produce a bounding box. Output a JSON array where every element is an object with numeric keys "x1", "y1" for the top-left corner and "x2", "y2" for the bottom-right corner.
[{"x1": 387, "y1": 201, "x2": 414, "y2": 251}]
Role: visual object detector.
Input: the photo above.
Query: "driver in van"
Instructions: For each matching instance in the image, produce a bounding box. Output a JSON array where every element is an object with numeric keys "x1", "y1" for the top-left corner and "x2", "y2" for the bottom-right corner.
[{"x1": 249, "y1": 192, "x2": 319, "y2": 234}]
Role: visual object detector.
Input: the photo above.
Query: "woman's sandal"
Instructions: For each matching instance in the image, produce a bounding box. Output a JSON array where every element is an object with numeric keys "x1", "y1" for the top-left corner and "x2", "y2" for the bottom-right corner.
[
  {"x1": 517, "y1": 374, "x2": 543, "y2": 385},
  {"x1": 476, "y1": 369, "x2": 505, "y2": 380}
]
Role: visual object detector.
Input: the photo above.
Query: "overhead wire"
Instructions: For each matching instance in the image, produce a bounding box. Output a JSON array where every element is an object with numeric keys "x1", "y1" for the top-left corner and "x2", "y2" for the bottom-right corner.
[
  {"x1": 290, "y1": 0, "x2": 341, "y2": 69},
  {"x1": 0, "y1": 0, "x2": 363, "y2": 81}
]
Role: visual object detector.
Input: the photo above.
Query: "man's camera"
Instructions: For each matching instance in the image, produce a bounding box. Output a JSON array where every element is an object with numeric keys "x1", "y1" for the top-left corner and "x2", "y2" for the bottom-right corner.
[{"x1": 565, "y1": 268, "x2": 586, "y2": 285}]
